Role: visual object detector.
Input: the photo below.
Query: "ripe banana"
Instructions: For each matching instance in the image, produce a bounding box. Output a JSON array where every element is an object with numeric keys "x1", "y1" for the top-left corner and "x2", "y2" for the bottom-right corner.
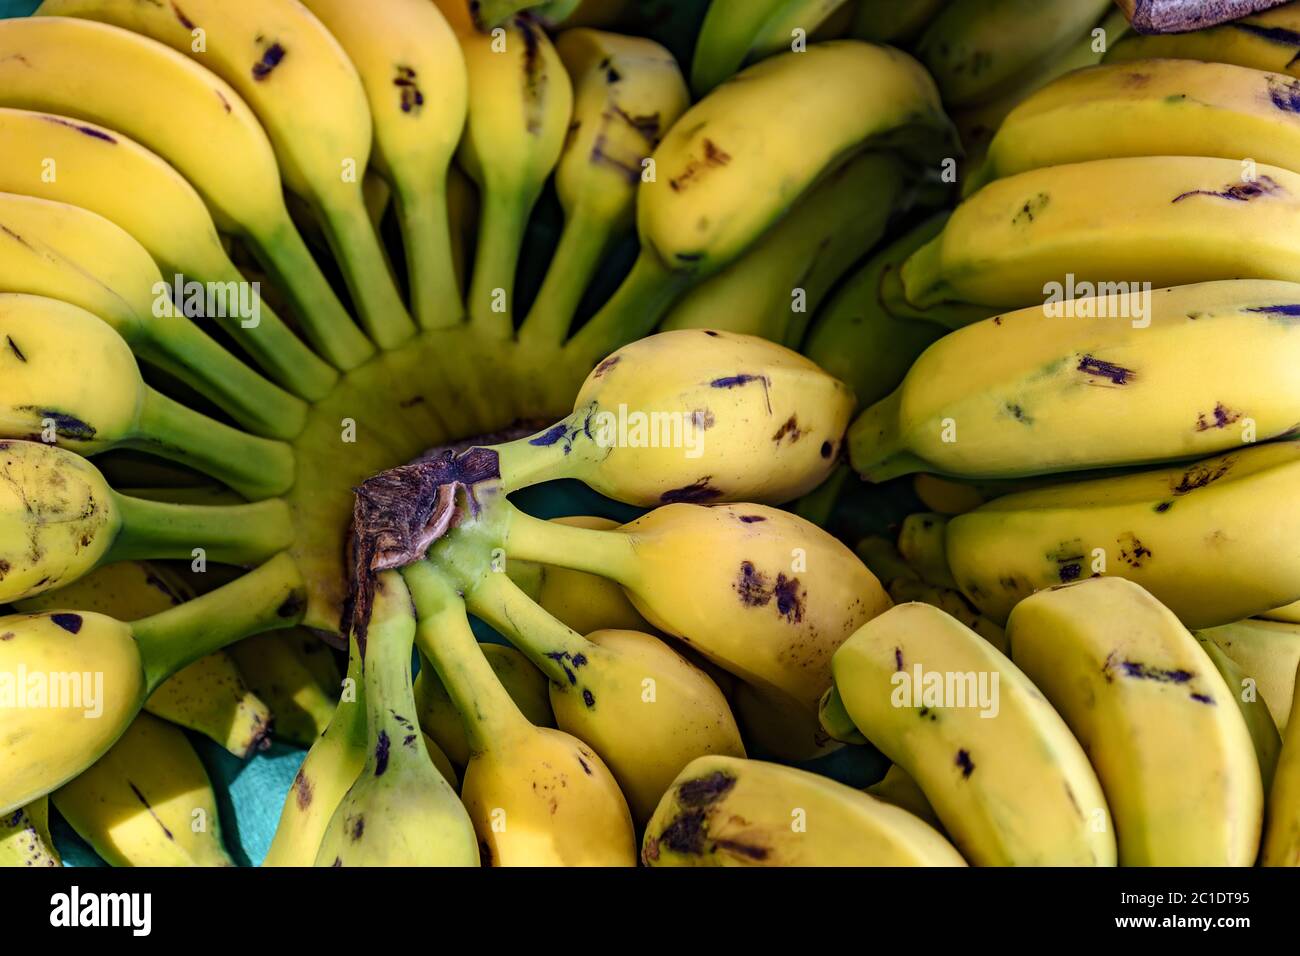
[
  {"x1": 0, "y1": 293, "x2": 294, "y2": 500},
  {"x1": 16, "y1": 561, "x2": 272, "y2": 760},
  {"x1": 0, "y1": 107, "x2": 337, "y2": 400},
  {"x1": 916, "y1": 0, "x2": 1113, "y2": 108},
  {"x1": 1262, "y1": 664, "x2": 1300, "y2": 866},
  {"x1": 643, "y1": 755, "x2": 965, "y2": 866},
  {"x1": 865, "y1": 765, "x2": 943, "y2": 831},
  {"x1": 1264, "y1": 600, "x2": 1300, "y2": 625},
  {"x1": 825, "y1": 602, "x2": 1117, "y2": 865},
  {"x1": 494, "y1": 330, "x2": 856, "y2": 507},
  {"x1": 0, "y1": 16, "x2": 372, "y2": 369},
  {"x1": 227, "y1": 633, "x2": 337, "y2": 749},
  {"x1": 520, "y1": 28, "x2": 688, "y2": 346},
  {"x1": 567, "y1": 40, "x2": 955, "y2": 365},
  {"x1": 0, "y1": 799, "x2": 60, "y2": 867},
  {"x1": 404, "y1": 562, "x2": 636, "y2": 866},
  {"x1": 315, "y1": 572, "x2": 477, "y2": 866},
  {"x1": 40, "y1": 0, "x2": 416, "y2": 350},
  {"x1": 902, "y1": 157, "x2": 1300, "y2": 313},
  {"x1": 658, "y1": 151, "x2": 907, "y2": 346},
  {"x1": 1194, "y1": 631, "x2": 1283, "y2": 793},
  {"x1": 852, "y1": 280, "x2": 1300, "y2": 482},
  {"x1": 898, "y1": 514, "x2": 957, "y2": 589},
  {"x1": 299, "y1": 0, "x2": 468, "y2": 331},
  {"x1": 53, "y1": 713, "x2": 233, "y2": 866},
  {"x1": 913, "y1": 474, "x2": 989, "y2": 516},
  {"x1": 0, "y1": 552, "x2": 304, "y2": 813},
  {"x1": 1106, "y1": 1, "x2": 1300, "y2": 76},
  {"x1": 437, "y1": 0, "x2": 574, "y2": 338},
  {"x1": 0, "y1": 440, "x2": 292, "y2": 605},
  {"x1": 946, "y1": 440, "x2": 1300, "y2": 628},
  {"x1": 1198, "y1": 619, "x2": 1300, "y2": 732},
  {"x1": 1009, "y1": 578, "x2": 1263, "y2": 866}
]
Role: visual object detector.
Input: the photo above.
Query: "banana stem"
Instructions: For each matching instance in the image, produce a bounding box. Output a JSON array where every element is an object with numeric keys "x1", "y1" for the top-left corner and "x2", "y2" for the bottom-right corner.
[
  {"x1": 519, "y1": 208, "x2": 620, "y2": 348},
  {"x1": 318, "y1": 188, "x2": 418, "y2": 351},
  {"x1": 133, "y1": 552, "x2": 305, "y2": 694},
  {"x1": 395, "y1": 179, "x2": 465, "y2": 330},
  {"x1": 846, "y1": 388, "x2": 929, "y2": 483},
  {"x1": 491, "y1": 404, "x2": 603, "y2": 493},
  {"x1": 357, "y1": 572, "x2": 428, "y2": 773},
  {"x1": 130, "y1": 388, "x2": 296, "y2": 501},
  {"x1": 108, "y1": 494, "x2": 294, "y2": 567},
  {"x1": 564, "y1": 249, "x2": 690, "y2": 370},
  {"x1": 403, "y1": 561, "x2": 531, "y2": 755},
  {"x1": 505, "y1": 506, "x2": 639, "y2": 586},
  {"x1": 134, "y1": 319, "x2": 308, "y2": 441},
  {"x1": 468, "y1": 186, "x2": 533, "y2": 340},
  {"x1": 467, "y1": 571, "x2": 593, "y2": 686},
  {"x1": 253, "y1": 217, "x2": 376, "y2": 371}
]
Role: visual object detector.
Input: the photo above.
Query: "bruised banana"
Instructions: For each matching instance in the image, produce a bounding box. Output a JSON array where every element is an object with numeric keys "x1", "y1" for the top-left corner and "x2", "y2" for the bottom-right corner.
[
  {"x1": 0, "y1": 440, "x2": 292, "y2": 605},
  {"x1": 1262, "y1": 667, "x2": 1300, "y2": 867},
  {"x1": 643, "y1": 755, "x2": 965, "y2": 866},
  {"x1": 1197, "y1": 619, "x2": 1300, "y2": 732},
  {"x1": 0, "y1": 799, "x2": 60, "y2": 867},
  {"x1": 1009, "y1": 578, "x2": 1263, "y2": 866},
  {"x1": 946, "y1": 440, "x2": 1300, "y2": 628},
  {"x1": 852, "y1": 280, "x2": 1300, "y2": 482},
  {"x1": 1106, "y1": 1, "x2": 1300, "y2": 76},
  {"x1": 493, "y1": 330, "x2": 856, "y2": 507},
  {"x1": 824, "y1": 602, "x2": 1117, "y2": 866},
  {"x1": 1194, "y1": 631, "x2": 1283, "y2": 793}
]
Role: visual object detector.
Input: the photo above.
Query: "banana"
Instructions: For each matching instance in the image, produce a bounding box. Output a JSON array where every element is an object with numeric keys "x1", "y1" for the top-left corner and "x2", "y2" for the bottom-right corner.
[
  {"x1": 315, "y1": 572, "x2": 477, "y2": 866},
  {"x1": 946, "y1": 440, "x2": 1300, "y2": 628},
  {"x1": 1198, "y1": 619, "x2": 1300, "y2": 732},
  {"x1": 228, "y1": 633, "x2": 337, "y2": 749},
  {"x1": 1264, "y1": 600, "x2": 1300, "y2": 624},
  {"x1": 916, "y1": 0, "x2": 1113, "y2": 109},
  {"x1": 299, "y1": 0, "x2": 468, "y2": 331},
  {"x1": 16, "y1": 561, "x2": 272, "y2": 760},
  {"x1": 0, "y1": 440, "x2": 292, "y2": 605},
  {"x1": 493, "y1": 330, "x2": 856, "y2": 507},
  {"x1": 464, "y1": 569, "x2": 745, "y2": 824},
  {"x1": 0, "y1": 293, "x2": 294, "y2": 500},
  {"x1": 658, "y1": 151, "x2": 907, "y2": 346},
  {"x1": 1194, "y1": 631, "x2": 1283, "y2": 793},
  {"x1": 1008, "y1": 578, "x2": 1263, "y2": 866},
  {"x1": 1106, "y1": 1, "x2": 1300, "y2": 76},
  {"x1": 0, "y1": 190, "x2": 305, "y2": 441},
  {"x1": 852, "y1": 280, "x2": 1300, "y2": 482},
  {"x1": 973, "y1": 59, "x2": 1300, "y2": 193},
  {"x1": 1263, "y1": 663, "x2": 1300, "y2": 866},
  {"x1": 825, "y1": 602, "x2": 1117, "y2": 866},
  {"x1": 643, "y1": 755, "x2": 965, "y2": 866},
  {"x1": 499, "y1": 498, "x2": 891, "y2": 758},
  {"x1": 902, "y1": 157, "x2": 1300, "y2": 314},
  {"x1": 0, "y1": 799, "x2": 61, "y2": 867},
  {"x1": 52, "y1": 713, "x2": 232, "y2": 866},
  {"x1": 566, "y1": 40, "x2": 955, "y2": 366},
  {"x1": 519, "y1": 28, "x2": 689, "y2": 346},
  {"x1": 0, "y1": 16, "x2": 373, "y2": 370},
  {"x1": 40, "y1": 0, "x2": 416, "y2": 350},
  {"x1": 802, "y1": 213, "x2": 951, "y2": 409},
  {"x1": 850, "y1": 0, "x2": 951, "y2": 46},
  {"x1": 690, "y1": 0, "x2": 857, "y2": 97},
  {"x1": 404, "y1": 561, "x2": 636, "y2": 866},
  {"x1": 0, "y1": 551, "x2": 304, "y2": 814},
  {"x1": 0, "y1": 107, "x2": 336, "y2": 401},
  {"x1": 865, "y1": 765, "x2": 943, "y2": 830},
  {"x1": 415, "y1": 643, "x2": 555, "y2": 767},
  {"x1": 437, "y1": 0, "x2": 574, "y2": 339},
  {"x1": 898, "y1": 514, "x2": 957, "y2": 589},
  {"x1": 914, "y1": 474, "x2": 989, "y2": 516}
]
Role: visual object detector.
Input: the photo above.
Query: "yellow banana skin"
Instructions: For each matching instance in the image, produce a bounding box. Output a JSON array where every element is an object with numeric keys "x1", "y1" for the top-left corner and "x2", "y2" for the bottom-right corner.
[
  {"x1": 53, "y1": 713, "x2": 233, "y2": 867},
  {"x1": 228, "y1": 633, "x2": 337, "y2": 749},
  {"x1": 827, "y1": 602, "x2": 1116, "y2": 866},
  {"x1": 1107, "y1": 1, "x2": 1300, "y2": 77},
  {"x1": 946, "y1": 440, "x2": 1300, "y2": 629},
  {"x1": 1264, "y1": 599, "x2": 1300, "y2": 624},
  {"x1": 865, "y1": 765, "x2": 943, "y2": 831},
  {"x1": 0, "y1": 799, "x2": 61, "y2": 867},
  {"x1": 1198, "y1": 619, "x2": 1300, "y2": 732},
  {"x1": 852, "y1": 280, "x2": 1300, "y2": 482},
  {"x1": 976, "y1": 59, "x2": 1300, "y2": 191},
  {"x1": 496, "y1": 330, "x2": 856, "y2": 507},
  {"x1": 1262, "y1": 663, "x2": 1300, "y2": 866},
  {"x1": 1009, "y1": 578, "x2": 1263, "y2": 866},
  {"x1": 643, "y1": 755, "x2": 965, "y2": 866},
  {"x1": 1195, "y1": 632, "x2": 1283, "y2": 793},
  {"x1": 903, "y1": 156, "x2": 1300, "y2": 312}
]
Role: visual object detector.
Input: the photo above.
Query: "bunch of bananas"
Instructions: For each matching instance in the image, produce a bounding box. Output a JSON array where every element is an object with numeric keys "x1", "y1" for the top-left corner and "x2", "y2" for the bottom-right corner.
[{"x1": 1, "y1": 0, "x2": 1298, "y2": 871}]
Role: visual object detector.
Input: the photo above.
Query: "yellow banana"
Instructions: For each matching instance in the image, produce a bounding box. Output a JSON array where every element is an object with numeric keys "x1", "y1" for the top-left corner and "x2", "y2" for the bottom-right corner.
[
  {"x1": 898, "y1": 513, "x2": 957, "y2": 589},
  {"x1": 1107, "y1": 1, "x2": 1300, "y2": 76},
  {"x1": 404, "y1": 562, "x2": 635, "y2": 866},
  {"x1": 1194, "y1": 631, "x2": 1283, "y2": 793},
  {"x1": 53, "y1": 713, "x2": 232, "y2": 866},
  {"x1": 865, "y1": 765, "x2": 943, "y2": 831},
  {"x1": 299, "y1": 0, "x2": 468, "y2": 330},
  {"x1": 1198, "y1": 619, "x2": 1300, "y2": 732},
  {"x1": 493, "y1": 330, "x2": 856, "y2": 507},
  {"x1": 40, "y1": 0, "x2": 416, "y2": 349},
  {"x1": 0, "y1": 293, "x2": 294, "y2": 500},
  {"x1": 643, "y1": 755, "x2": 965, "y2": 866},
  {"x1": 946, "y1": 440, "x2": 1300, "y2": 628},
  {"x1": 1262, "y1": 663, "x2": 1300, "y2": 866},
  {"x1": 228, "y1": 633, "x2": 338, "y2": 749},
  {"x1": 1008, "y1": 578, "x2": 1263, "y2": 866},
  {"x1": 0, "y1": 107, "x2": 336, "y2": 400},
  {"x1": 1264, "y1": 600, "x2": 1300, "y2": 624},
  {"x1": 914, "y1": 474, "x2": 988, "y2": 516},
  {"x1": 520, "y1": 28, "x2": 688, "y2": 346},
  {"x1": 0, "y1": 799, "x2": 61, "y2": 867},
  {"x1": 0, "y1": 15, "x2": 372, "y2": 369},
  {"x1": 853, "y1": 280, "x2": 1300, "y2": 482}
]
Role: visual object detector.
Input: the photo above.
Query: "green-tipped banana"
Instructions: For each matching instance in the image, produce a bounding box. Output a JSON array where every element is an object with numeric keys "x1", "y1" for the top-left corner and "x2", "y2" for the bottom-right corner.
[
  {"x1": 1009, "y1": 578, "x2": 1263, "y2": 866},
  {"x1": 1198, "y1": 619, "x2": 1300, "y2": 732},
  {"x1": 1262, "y1": 663, "x2": 1300, "y2": 867},
  {"x1": 0, "y1": 799, "x2": 60, "y2": 867},
  {"x1": 643, "y1": 755, "x2": 965, "y2": 866}
]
